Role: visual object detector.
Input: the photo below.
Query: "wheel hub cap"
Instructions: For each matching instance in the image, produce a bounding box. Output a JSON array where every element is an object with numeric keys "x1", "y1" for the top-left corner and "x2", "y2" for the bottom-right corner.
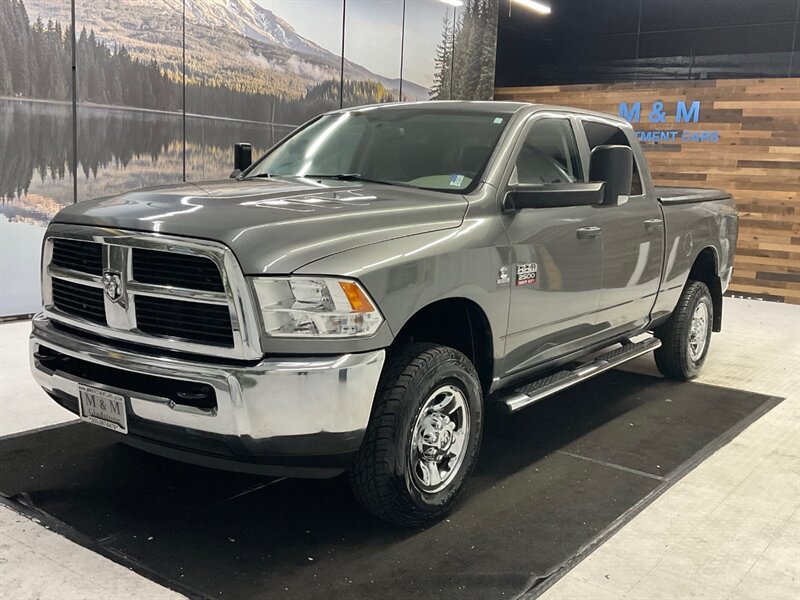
[
  {"x1": 418, "y1": 413, "x2": 456, "y2": 462},
  {"x1": 688, "y1": 302, "x2": 709, "y2": 361},
  {"x1": 409, "y1": 385, "x2": 470, "y2": 494}
]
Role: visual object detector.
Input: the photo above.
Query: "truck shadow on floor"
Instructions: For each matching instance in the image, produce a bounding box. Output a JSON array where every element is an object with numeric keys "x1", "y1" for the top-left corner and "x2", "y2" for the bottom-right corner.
[{"x1": 0, "y1": 370, "x2": 778, "y2": 600}]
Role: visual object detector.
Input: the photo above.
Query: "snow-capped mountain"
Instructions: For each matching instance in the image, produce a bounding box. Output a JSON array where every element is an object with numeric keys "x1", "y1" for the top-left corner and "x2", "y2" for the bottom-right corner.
[
  {"x1": 189, "y1": 0, "x2": 331, "y2": 61},
  {"x1": 186, "y1": 0, "x2": 429, "y2": 98},
  {"x1": 25, "y1": 0, "x2": 430, "y2": 100}
]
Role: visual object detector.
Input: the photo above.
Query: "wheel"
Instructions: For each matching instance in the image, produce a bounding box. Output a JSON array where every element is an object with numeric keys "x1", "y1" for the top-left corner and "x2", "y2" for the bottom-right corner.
[
  {"x1": 654, "y1": 280, "x2": 713, "y2": 380},
  {"x1": 348, "y1": 343, "x2": 483, "y2": 527}
]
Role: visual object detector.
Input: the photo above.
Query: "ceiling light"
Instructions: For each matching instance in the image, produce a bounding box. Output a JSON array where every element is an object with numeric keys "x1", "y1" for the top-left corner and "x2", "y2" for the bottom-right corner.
[
  {"x1": 439, "y1": 0, "x2": 464, "y2": 6},
  {"x1": 512, "y1": 0, "x2": 551, "y2": 14}
]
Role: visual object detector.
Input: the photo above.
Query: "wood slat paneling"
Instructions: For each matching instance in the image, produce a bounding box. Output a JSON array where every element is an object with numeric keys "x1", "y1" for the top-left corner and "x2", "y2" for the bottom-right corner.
[{"x1": 495, "y1": 78, "x2": 800, "y2": 304}]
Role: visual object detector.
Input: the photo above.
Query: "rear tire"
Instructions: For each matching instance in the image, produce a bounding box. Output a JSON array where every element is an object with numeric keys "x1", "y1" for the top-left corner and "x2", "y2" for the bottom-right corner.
[
  {"x1": 348, "y1": 343, "x2": 483, "y2": 527},
  {"x1": 654, "y1": 280, "x2": 713, "y2": 380}
]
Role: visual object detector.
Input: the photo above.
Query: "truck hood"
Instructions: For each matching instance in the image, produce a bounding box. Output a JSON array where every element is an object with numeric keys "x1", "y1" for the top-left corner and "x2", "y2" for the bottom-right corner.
[{"x1": 53, "y1": 178, "x2": 468, "y2": 273}]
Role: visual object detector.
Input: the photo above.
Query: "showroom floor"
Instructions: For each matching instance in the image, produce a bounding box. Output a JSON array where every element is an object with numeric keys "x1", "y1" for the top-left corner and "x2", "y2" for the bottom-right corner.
[{"x1": 0, "y1": 297, "x2": 798, "y2": 600}]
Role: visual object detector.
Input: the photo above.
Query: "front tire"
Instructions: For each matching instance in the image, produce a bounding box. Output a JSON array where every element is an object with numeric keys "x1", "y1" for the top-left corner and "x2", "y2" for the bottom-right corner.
[
  {"x1": 654, "y1": 280, "x2": 713, "y2": 380},
  {"x1": 348, "y1": 343, "x2": 483, "y2": 527}
]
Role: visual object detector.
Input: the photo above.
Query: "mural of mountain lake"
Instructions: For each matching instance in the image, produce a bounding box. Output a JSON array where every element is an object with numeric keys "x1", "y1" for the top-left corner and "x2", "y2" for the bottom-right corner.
[{"x1": 0, "y1": 98, "x2": 294, "y2": 317}]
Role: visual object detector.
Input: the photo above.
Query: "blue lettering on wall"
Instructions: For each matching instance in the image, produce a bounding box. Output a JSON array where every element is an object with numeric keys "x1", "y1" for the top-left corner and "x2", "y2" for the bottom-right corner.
[
  {"x1": 618, "y1": 100, "x2": 718, "y2": 143},
  {"x1": 648, "y1": 101, "x2": 667, "y2": 123},
  {"x1": 618, "y1": 102, "x2": 641, "y2": 123},
  {"x1": 638, "y1": 130, "x2": 680, "y2": 143},
  {"x1": 676, "y1": 100, "x2": 701, "y2": 123}
]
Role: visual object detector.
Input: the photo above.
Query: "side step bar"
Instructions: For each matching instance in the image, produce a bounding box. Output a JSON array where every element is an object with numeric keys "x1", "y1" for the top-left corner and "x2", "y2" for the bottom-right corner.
[{"x1": 495, "y1": 338, "x2": 662, "y2": 414}]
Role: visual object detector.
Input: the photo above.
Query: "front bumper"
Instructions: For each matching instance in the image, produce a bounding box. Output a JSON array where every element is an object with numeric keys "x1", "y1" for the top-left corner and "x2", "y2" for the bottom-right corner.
[{"x1": 30, "y1": 314, "x2": 385, "y2": 477}]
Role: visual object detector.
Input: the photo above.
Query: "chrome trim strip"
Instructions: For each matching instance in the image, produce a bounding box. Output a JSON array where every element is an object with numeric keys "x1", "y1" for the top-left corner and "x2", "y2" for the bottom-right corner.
[
  {"x1": 126, "y1": 281, "x2": 229, "y2": 305},
  {"x1": 47, "y1": 265, "x2": 104, "y2": 287},
  {"x1": 43, "y1": 223, "x2": 263, "y2": 360}
]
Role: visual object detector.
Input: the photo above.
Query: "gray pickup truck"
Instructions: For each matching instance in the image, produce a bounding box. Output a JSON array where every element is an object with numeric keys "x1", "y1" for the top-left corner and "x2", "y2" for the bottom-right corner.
[{"x1": 31, "y1": 102, "x2": 738, "y2": 526}]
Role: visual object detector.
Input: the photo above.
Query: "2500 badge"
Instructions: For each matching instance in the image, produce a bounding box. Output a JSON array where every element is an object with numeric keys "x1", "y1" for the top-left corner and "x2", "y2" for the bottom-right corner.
[{"x1": 516, "y1": 263, "x2": 538, "y2": 286}]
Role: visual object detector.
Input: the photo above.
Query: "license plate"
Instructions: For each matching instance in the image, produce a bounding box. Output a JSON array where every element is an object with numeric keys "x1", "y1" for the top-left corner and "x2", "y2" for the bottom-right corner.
[{"x1": 78, "y1": 384, "x2": 128, "y2": 434}]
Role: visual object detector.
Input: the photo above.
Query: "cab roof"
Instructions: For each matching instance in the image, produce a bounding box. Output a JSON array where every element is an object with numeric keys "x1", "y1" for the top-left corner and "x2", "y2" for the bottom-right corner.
[{"x1": 334, "y1": 100, "x2": 627, "y2": 127}]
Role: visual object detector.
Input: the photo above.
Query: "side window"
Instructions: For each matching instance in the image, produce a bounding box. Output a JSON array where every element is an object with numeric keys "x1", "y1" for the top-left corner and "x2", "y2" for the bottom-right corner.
[
  {"x1": 582, "y1": 121, "x2": 644, "y2": 195},
  {"x1": 515, "y1": 118, "x2": 583, "y2": 185}
]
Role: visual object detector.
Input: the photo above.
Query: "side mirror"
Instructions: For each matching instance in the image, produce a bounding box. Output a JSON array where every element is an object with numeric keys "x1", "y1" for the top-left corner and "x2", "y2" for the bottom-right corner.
[
  {"x1": 230, "y1": 142, "x2": 252, "y2": 178},
  {"x1": 504, "y1": 183, "x2": 605, "y2": 212},
  {"x1": 589, "y1": 145, "x2": 633, "y2": 206}
]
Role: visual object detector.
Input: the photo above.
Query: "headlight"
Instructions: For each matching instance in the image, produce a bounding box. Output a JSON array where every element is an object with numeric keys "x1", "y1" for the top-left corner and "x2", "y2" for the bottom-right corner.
[{"x1": 251, "y1": 277, "x2": 383, "y2": 338}]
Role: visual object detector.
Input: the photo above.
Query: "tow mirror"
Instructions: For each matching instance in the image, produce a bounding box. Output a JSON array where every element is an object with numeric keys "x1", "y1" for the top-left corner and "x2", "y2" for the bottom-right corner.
[
  {"x1": 230, "y1": 142, "x2": 252, "y2": 178},
  {"x1": 589, "y1": 145, "x2": 633, "y2": 206}
]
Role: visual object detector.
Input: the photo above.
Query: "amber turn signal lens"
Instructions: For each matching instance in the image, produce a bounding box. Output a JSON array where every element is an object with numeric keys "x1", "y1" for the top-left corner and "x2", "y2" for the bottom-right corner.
[{"x1": 339, "y1": 281, "x2": 375, "y2": 313}]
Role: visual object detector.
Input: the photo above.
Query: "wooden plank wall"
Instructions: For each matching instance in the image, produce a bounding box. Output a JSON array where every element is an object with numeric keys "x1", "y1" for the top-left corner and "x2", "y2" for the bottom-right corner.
[{"x1": 495, "y1": 78, "x2": 800, "y2": 304}]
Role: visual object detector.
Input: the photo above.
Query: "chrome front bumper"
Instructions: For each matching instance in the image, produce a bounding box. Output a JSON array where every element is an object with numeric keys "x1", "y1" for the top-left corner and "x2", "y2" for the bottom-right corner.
[{"x1": 30, "y1": 314, "x2": 385, "y2": 477}]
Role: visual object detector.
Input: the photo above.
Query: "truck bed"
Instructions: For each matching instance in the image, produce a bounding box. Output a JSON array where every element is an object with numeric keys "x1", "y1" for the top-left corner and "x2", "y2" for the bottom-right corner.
[{"x1": 656, "y1": 186, "x2": 732, "y2": 205}]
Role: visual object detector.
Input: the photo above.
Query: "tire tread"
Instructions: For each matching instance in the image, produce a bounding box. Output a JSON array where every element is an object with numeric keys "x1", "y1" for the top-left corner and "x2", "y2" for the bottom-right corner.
[
  {"x1": 348, "y1": 343, "x2": 480, "y2": 526},
  {"x1": 654, "y1": 280, "x2": 711, "y2": 380}
]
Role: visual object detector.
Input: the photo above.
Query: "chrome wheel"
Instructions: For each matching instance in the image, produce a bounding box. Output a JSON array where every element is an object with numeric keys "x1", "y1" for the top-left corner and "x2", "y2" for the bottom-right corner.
[
  {"x1": 409, "y1": 384, "x2": 470, "y2": 494},
  {"x1": 688, "y1": 301, "x2": 709, "y2": 361}
]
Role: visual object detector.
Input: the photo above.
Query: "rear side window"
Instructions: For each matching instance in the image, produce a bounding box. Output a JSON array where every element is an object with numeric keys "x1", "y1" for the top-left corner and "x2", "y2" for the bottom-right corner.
[
  {"x1": 516, "y1": 118, "x2": 583, "y2": 185},
  {"x1": 582, "y1": 121, "x2": 644, "y2": 195}
]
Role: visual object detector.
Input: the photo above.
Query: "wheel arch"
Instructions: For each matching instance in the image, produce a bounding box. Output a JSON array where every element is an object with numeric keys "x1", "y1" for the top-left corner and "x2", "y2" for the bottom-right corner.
[
  {"x1": 392, "y1": 297, "x2": 494, "y2": 396},
  {"x1": 688, "y1": 246, "x2": 723, "y2": 332}
]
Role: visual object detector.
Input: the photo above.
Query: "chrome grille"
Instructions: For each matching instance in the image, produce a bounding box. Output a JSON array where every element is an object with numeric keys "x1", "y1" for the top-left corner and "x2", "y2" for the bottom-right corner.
[
  {"x1": 42, "y1": 224, "x2": 262, "y2": 360},
  {"x1": 51, "y1": 239, "x2": 103, "y2": 275},
  {"x1": 136, "y1": 296, "x2": 234, "y2": 346},
  {"x1": 132, "y1": 248, "x2": 225, "y2": 292},
  {"x1": 51, "y1": 278, "x2": 106, "y2": 325}
]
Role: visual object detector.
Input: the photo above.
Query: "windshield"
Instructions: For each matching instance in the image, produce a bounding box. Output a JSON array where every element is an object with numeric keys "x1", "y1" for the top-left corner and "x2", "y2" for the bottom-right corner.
[{"x1": 245, "y1": 108, "x2": 510, "y2": 192}]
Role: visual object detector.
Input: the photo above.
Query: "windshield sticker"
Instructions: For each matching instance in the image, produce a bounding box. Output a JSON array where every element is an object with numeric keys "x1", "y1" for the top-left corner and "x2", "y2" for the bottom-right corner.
[
  {"x1": 493, "y1": 117, "x2": 504, "y2": 124},
  {"x1": 449, "y1": 174, "x2": 465, "y2": 187}
]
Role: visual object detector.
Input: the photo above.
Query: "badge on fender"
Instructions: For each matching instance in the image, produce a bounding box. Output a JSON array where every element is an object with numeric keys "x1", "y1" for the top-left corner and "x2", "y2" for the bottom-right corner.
[{"x1": 516, "y1": 263, "x2": 538, "y2": 286}]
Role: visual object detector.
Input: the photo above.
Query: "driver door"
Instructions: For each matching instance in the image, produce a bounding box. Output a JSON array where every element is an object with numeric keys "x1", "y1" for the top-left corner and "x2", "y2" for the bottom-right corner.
[{"x1": 500, "y1": 115, "x2": 604, "y2": 377}]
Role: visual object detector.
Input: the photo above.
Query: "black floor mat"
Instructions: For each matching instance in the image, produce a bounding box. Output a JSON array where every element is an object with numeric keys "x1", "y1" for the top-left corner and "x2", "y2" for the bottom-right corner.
[{"x1": 0, "y1": 371, "x2": 779, "y2": 600}]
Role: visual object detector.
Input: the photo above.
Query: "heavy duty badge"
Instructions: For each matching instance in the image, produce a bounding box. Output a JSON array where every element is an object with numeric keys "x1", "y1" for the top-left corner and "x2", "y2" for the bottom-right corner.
[{"x1": 516, "y1": 263, "x2": 538, "y2": 286}]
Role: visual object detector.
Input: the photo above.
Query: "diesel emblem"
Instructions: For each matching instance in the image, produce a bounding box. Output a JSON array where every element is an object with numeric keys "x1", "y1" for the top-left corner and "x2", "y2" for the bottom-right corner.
[{"x1": 497, "y1": 266, "x2": 510, "y2": 285}]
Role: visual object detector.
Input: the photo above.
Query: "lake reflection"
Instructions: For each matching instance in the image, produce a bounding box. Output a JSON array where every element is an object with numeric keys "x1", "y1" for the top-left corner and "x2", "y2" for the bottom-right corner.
[{"x1": 0, "y1": 98, "x2": 294, "y2": 316}]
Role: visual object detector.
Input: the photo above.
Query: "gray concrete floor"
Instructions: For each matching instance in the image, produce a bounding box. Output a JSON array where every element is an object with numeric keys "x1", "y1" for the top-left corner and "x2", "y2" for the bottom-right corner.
[
  {"x1": 542, "y1": 298, "x2": 800, "y2": 600},
  {"x1": 1, "y1": 297, "x2": 798, "y2": 599}
]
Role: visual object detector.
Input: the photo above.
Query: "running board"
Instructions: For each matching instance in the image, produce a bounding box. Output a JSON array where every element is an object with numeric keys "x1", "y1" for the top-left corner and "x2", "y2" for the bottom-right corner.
[{"x1": 496, "y1": 338, "x2": 662, "y2": 414}]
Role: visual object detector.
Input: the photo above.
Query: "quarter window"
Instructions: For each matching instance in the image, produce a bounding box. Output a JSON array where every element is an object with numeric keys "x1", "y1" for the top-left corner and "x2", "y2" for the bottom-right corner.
[
  {"x1": 515, "y1": 118, "x2": 583, "y2": 185},
  {"x1": 582, "y1": 121, "x2": 644, "y2": 195}
]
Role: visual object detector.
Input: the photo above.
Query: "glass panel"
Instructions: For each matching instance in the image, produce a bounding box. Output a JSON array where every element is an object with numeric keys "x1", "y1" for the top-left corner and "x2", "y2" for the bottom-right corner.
[
  {"x1": 402, "y1": 0, "x2": 452, "y2": 101},
  {"x1": 342, "y1": 0, "x2": 403, "y2": 108},
  {"x1": 450, "y1": 0, "x2": 500, "y2": 100},
  {"x1": 186, "y1": 0, "x2": 344, "y2": 181},
  {"x1": 0, "y1": 0, "x2": 72, "y2": 316},
  {"x1": 406, "y1": 0, "x2": 500, "y2": 101},
  {"x1": 75, "y1": 0, "x2": 184, "y2": 203},
  {"x1": 517, "y1": 119, "x2": 582, "y2": 185},
  {"x1": 248, "y1": 108, "x2": 510, "y2": 192}
]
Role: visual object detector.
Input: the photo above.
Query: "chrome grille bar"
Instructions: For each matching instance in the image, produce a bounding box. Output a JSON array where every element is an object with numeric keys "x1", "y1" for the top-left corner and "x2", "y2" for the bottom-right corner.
[
  {"x1": 126, "y1": 281, "x2": 229, "y2": 305},
  {"x1": 47, "y1": 264, "x2": 104, "y2": 288}
]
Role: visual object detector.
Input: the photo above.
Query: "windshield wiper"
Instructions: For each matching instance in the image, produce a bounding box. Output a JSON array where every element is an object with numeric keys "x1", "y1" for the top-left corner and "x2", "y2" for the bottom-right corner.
[{"x1": 304, "y1": 173, "x2": 414, "y2": 188}]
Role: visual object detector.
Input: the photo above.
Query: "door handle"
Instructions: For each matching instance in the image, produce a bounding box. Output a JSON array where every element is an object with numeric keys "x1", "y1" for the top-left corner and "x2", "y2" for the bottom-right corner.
[
  {"x1": 576, "y1": 226, "x2": 602, "y2": 239},
  {"x1": 644, "y1": 218, "x2": 664, "y2": 230}
]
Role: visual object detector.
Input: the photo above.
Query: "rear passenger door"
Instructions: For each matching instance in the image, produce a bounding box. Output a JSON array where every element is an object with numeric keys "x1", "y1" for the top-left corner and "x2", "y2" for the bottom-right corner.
[
  {"x1": 501, "y1": 115, "x2": 604, "y2": 377},
  {"x1": 579, "y1": 119, "x2": 665, "y2": 337}
]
